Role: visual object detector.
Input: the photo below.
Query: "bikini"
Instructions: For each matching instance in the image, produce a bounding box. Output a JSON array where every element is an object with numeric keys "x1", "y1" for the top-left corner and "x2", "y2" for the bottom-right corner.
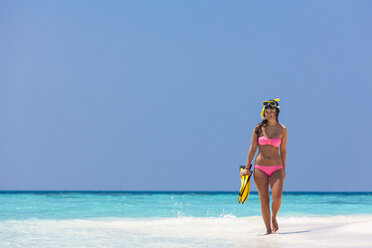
[{"x1": 255, "y1": 136, "x2": 283, "y2": 177}]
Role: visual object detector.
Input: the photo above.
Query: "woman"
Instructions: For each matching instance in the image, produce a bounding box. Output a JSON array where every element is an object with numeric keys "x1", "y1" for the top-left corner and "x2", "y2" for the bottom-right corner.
[{"x1": 241, "y1": 98, "x2": 287, "y2": 235}]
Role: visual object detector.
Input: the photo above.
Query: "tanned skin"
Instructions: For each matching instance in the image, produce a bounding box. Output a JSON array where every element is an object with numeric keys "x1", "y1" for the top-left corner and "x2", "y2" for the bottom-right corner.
[{"x1": 240, "y1": 108, "x2": 288, "y2": 235}]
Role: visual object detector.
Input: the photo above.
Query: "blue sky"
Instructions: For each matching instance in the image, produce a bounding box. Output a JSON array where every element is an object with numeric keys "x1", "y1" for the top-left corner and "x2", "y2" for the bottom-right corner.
[{"x1": 0, "y1": 1, "x2": 371, "y2": 191}]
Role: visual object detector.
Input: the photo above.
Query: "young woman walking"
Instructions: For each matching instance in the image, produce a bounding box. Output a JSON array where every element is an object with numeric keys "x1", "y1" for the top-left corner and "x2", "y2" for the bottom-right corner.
[{"x1": 241, "y1": 98, "x2": 287, "y2": 235}]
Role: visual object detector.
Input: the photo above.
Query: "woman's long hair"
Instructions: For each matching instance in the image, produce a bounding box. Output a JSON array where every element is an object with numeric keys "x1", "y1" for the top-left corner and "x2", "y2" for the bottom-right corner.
[{"x1": 254, "y1": 106, "x2": 280, "y2": 136}]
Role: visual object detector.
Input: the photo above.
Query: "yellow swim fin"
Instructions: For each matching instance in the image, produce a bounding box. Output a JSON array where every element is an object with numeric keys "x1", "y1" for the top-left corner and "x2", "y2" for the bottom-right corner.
[
  {"x1": 239, "y1": 165, "x2": 253, "y2": 204},
  {"x1": 239, "y1": 166, "x2": 247, "y2": 203}
]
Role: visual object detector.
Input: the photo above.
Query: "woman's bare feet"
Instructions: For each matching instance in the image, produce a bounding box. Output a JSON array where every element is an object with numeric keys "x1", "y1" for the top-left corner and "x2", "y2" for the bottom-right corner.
[
  {"x1": 272, "y1": 216, "x2": 279, "y2": 232},
  {"x1": 265, "y1": 228, "x2": 272, "y2": 235}
]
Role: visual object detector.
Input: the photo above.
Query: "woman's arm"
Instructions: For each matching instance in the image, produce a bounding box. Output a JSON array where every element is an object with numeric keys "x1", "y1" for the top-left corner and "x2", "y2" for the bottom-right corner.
[
  {"x1": 280, "y1": 127, "x2": 288, "y2": 172},
  {"x1": 245, "y1": 127, "x2": 258, "y2": 169}
]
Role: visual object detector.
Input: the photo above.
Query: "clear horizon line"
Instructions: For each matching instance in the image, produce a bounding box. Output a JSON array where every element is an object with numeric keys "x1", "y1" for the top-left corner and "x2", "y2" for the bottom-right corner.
[{"x1": 0, "y1": 190, "x2": 371, "y2": 194}]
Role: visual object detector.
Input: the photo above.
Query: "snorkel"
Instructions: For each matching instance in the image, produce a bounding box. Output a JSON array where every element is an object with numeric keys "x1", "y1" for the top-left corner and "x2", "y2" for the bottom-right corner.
[
  {"x1": 255, "y1": 98, "x2": 281, "y2": 136},
  {"x1": 260, "y1": 98, "x2": 280, "y2": 120}
]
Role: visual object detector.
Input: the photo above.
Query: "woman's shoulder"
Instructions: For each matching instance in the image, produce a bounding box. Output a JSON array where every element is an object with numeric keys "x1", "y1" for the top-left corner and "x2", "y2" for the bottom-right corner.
[
  {"x1": 254, "y1": 123, "x2": 263, "y2": 130},
  {"x1": 253, "y1": 124, "x2": 262, "y2": 135},
  {"x1": 254, "y1": 123, "x2": 261, "y2": 128},
  {"x1": 279, "y1": 123, "x2": 287, "y2": 129},
  {"x1": 279, "y1": 123, "x2": 287, "y2": 134}
]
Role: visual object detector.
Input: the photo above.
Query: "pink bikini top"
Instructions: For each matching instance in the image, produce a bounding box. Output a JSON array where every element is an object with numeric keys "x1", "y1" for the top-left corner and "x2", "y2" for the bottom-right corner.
[{"x1": 258, "y1": 136, "x2": 281, "y2": 147}]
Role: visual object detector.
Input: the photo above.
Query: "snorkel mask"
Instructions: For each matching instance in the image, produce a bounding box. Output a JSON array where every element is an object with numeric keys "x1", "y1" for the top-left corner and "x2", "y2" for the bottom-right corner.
[{"x1": 260, "y1": 98, "x2": 280, "y2": 120}]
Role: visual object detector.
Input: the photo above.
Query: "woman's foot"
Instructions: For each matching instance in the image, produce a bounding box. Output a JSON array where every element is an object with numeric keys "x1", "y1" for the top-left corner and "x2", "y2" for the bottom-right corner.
[
  {"x1": 271, "y1": 216, "x2": 279, "y2": 232},
  {"x1": 265, "y1": 229, "x2": 272, "y2": 235}
]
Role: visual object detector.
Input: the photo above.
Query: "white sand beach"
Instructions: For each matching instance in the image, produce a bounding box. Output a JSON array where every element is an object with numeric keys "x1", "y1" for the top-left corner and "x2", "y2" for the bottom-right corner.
[{"x1": 1, "y1": 215, "x2": 371, "y2": 247}]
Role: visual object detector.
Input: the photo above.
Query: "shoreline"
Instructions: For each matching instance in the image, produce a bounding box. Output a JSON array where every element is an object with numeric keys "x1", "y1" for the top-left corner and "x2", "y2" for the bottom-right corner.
[{"x1": 1, "y1": 215, "x2": 372, "y2": 247}]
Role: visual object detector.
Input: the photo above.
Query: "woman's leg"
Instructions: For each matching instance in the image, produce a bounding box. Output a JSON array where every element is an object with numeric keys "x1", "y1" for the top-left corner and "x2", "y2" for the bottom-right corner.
[
  {"x1": 253, "y1": 167, "x2": 271, "y2": 234},
  {"x1": 269, "y1": 168, "x2": 284, "y2": 232}
]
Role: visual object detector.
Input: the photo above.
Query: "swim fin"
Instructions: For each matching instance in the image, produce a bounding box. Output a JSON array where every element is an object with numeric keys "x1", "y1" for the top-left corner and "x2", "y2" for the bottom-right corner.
[
  {"x1": 238, "y1": 166, "x2": 247, "y2": 203},
  {"x1": 239, "y1": 164, "x2": 253, "y2": 204}
]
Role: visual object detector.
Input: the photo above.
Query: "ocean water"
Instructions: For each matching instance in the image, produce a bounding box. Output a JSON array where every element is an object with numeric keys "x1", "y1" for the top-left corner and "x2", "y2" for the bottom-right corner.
[
  {"x1": 1, "y1": 191, "x2": 371, "y2": 220},
  {"x1": 1, "y1": 191, "x2": 371, "y2": 247}
]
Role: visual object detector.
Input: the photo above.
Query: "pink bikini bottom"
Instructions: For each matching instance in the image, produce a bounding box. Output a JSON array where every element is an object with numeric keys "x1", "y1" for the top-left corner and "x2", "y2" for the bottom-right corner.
[{"x1": 254, "y1": 164, "x2": 283, "y2": 177}]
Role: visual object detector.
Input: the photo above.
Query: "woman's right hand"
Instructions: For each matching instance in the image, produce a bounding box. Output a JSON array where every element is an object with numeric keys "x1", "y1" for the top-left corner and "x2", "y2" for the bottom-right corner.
[{"x1": 240, "y1": 169, "x2": 251, "y2": 177}]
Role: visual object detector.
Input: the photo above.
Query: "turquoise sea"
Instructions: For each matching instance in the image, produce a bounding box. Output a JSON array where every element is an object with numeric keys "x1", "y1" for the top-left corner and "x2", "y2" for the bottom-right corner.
[
  {"x1": 1, "y1": 191, "x2": 371, "y2": 220},
  {"x1": 1, "y1": 191, "x2": 371, "y2": 247}
]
